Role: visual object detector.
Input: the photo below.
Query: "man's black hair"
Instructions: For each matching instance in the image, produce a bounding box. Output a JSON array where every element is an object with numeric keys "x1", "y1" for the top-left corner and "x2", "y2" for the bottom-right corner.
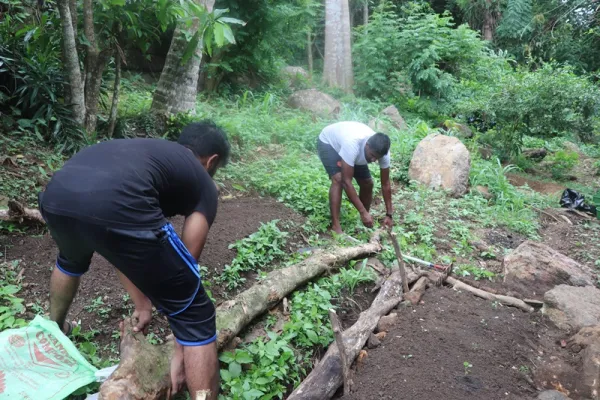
[
  {"x1": 178, "y1": 120, "x2": 230, "y2": 167},
  {"x1": 367, "y1": 132, "x2": 391, "y2": 157}
]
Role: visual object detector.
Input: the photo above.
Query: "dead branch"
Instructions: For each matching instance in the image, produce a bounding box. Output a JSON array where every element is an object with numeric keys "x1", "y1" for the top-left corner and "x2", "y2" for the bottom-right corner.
[
  {"x1": 0, "y1": 200, "x2": 45, "y2": 224},
  {"x1": 386, "y1": 230, "x2": 410, "y2": 294},
  {"x1": 404, "y1": 276, "x2": 429, "y2": 305},
  {"x1": 329, "y1": 309, "x2": 352, "y2": 395},
  {"x1": 446, "y1": 276, "x2": 534, "y2": 312}
]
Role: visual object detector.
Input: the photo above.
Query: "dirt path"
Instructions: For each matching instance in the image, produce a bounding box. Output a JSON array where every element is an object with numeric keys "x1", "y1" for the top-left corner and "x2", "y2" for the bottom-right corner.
[
  {"x1": 340, "y1": 287, "x2": 560, "y2": 400},
  {"x1": 507, "y1": 173, "x2": 565, "y2": 196},
  {"x1": 1, "y1": 195, "x2": 305, "y2": 352}
]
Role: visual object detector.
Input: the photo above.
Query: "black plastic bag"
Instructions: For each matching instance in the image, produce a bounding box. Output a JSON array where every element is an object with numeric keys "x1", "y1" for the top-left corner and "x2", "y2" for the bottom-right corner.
[{"x1": 560, "y1": 189, "x2": 597, "y2": 215}]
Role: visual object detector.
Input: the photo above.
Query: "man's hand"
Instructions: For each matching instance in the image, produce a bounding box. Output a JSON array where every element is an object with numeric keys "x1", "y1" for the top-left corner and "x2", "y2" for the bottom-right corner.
[
  {"x1": 383, "y1": 215, "x2": 393, "y2": 229},
  {"x1": 132, "y1": 308, "x2": 152, "y2": 334},
  {"x1": 168, "y1": 342, "x2": 186, "y2": 398},
  {"x1": 360, "y1": 210, "x2": 374, "y2": 228}
]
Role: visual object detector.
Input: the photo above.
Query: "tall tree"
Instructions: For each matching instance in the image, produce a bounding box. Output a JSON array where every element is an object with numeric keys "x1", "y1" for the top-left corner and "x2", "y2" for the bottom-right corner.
[
  {"x1": 324, "y1": 0, "x2": 354, "y2": 92},
  {"x1": 151, "y1": 0, "x2": 215, "y2": 115},
  {"x1": 455, "y1": 0, "x2": 503, "y2": 41}
]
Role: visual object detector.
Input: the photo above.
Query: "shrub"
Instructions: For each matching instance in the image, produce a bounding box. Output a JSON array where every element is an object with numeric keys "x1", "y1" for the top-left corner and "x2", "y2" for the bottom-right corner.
[{"x1": 547, "y1": 150, "x2": 579, "y2": 180}]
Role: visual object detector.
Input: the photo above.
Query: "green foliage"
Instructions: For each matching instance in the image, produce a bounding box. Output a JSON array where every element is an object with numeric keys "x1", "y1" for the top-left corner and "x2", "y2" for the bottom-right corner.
[
  {"x1": 547, "y1": 150, "x2": 579, "y2": 180},
  {"x1": 353, "y1": 2, "x2": 486, "y2": 99},
  {"x1": 496, "y1": 0, "x2": 533, "y2": 40},
  {"x1": 455, "y1": 264, "x2": 496, "y2": 281},
  {"x1": 0, "y1": 1, "x2": 83, "y2": 150},
  {"x1": 0, "y1": 260, "x2": 26, "y2": 331},
  {"x1": 219, "y1": 220, "x2": 289, "y2": 289},
  {"x1": 218, "y1": 267, "x2": 374, "y2": 400},
  {"x1": 457, "y1": 62, "x2": 600, "y2": 156}
]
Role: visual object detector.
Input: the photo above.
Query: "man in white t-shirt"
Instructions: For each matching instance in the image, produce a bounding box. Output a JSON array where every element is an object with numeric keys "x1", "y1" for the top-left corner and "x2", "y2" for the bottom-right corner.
[{"x1": 317, "y1": 121, "x2": 393, "y2": 234}]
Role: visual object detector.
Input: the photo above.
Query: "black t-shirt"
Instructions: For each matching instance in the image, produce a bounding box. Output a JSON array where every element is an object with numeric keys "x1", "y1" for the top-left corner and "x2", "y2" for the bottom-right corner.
[{"x1": 41, "y1": 138, "x2": 218, "y2": 230}]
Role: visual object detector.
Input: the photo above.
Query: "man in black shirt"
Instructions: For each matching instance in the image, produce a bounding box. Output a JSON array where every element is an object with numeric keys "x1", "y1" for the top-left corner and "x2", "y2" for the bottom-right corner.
[{"x1": 38, "y1": 121, "x2": 230, "y2": 400}]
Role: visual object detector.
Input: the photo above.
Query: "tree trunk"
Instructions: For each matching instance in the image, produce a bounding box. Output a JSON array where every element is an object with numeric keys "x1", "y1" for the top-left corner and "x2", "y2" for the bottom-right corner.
[
  {"x1": 56, "y1": 0, "x2": 85, "y2": 126},
  {"x1": 323, "y1": 0, "x2": 354, "y2": 93},
  {"x1": 216, "y1": 232, "x2": 382, "y2": 349},
  {"x1": 152, "y1": 0, "x2": 215, "y2": 115},
  {"x1": 287, "y1": 267, "x2": 407, "y2": 400},
  {"x1": 202, "y1": 49, "x2": 224, "y2": 93},
  {"x1": 363, "y1": 1, "x2": 368, "y2": 25},
  {"x1": 307, "y1": 30, "x2": 313, "y2": 79},
  {"x1": 482, "y1": 3, "x2": 495, "y2": 41},
  {"x1": 107, "y1": 51, "x2": 122, "y2": 138}
]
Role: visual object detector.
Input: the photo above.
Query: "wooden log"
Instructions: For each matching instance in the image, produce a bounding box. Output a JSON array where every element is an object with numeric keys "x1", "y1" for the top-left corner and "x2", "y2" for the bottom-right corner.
[
  {"x1": 404, "y1": 276, "x2": 429, "y2": 305},
  {"x1": 0, "y1": 200, "x2": 45, "y2": 224},
  {"x1": 328, "y1": 309, "x2": 352, "y2": 395},
  {"x1": 215, "y1": 231, "x2": 382, "y2": 349},
  {"x1": 98, "y1": 233, "x2": 383, "y2": 398},
  {"x1": 99, "y1": 319, "x2": 174, "y2": 399},
  {"x1": 287, "y1": 267, "x2": 408, "y2": 400},
  {"x1": 446, "y1": 276, "x2": 534, "y2": 312}
]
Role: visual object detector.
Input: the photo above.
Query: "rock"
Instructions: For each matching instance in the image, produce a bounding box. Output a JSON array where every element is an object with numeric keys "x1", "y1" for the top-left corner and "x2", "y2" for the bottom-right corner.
[
  {"x1": 474, "y1": 185, "x2": 492, "y2": 200},
  {"x1": 368, "y1": 118, "x2": 390, "y2": 132},
  {"x1": 533, "y1": 360, "x2": 579, "y2": 397},
  {"x1": 377, "y1": 313, "x2": 398, "y2": 333},
  {"x1": 367, "y1": 332, "x2": 381, "y2": 349},
  {"x1": 281, "y1": 66, "x2": 310, "y2": 87},
  {"x1": 408, "y1": 133, "x2": 471, "y2": 197},
  {"x1": 287, "y1": 89, "x2": 341, "y2": 118},
  {"x1": 380, "y1": 105, "x2": 407, "y2": 131},
  {"x1": 439, "y1": 120, "x2": 473, "y2": 139},
  {"x1": 536, "y1": 390, "x2": 572, "y2": 400},
  {"x1": 503, "y1": 241, "x2": 594, "y2": 299},
  {"x1": 544, "y1": 285, "x2": 600, "y2": 331}
]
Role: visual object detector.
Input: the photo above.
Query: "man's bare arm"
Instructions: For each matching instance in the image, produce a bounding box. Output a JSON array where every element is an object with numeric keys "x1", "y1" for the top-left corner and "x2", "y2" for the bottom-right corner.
[
  {"x1": 181, "y1": 211, "x2": 210, "y2": 260},
  {"x1": 340, "y1": 161, "x2": 368, "y2": 214}
]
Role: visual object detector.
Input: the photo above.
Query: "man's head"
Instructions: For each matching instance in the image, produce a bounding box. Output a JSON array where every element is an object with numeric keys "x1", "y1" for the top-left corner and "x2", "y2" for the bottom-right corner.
[
  {"x1": 364, "y1": 132, "x2": 391, "y2": 163},
  {"x1": 178, "y1": 120, "x2": 230, "y2": 177}
]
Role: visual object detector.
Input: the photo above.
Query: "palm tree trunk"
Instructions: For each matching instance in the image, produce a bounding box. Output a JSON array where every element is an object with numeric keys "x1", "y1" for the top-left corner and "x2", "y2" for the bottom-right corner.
[
  {"x1": 323, "y1": 0, "x2": 353, "y2": 93},
  {"x1": 107, "y1": 51, "x2": 122, "y2": 138},
  {"x1": 151, "y1": 0, "x2": 215, "y2": 115},
  {"x1": 56, "y1": 0, "x2": 85, "y2": 126}
]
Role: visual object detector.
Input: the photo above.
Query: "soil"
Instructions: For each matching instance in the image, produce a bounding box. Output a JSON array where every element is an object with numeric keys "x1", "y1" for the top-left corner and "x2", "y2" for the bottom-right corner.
[
  {"x1": 507, "y1": 173, "x2": 566, "y2": 196},
  {"x1": 0, "y1": 195, "x2": 306, "y2": 356},
  {"x1": 340, "y1": 287, "x2": 562, "y2": 400}
]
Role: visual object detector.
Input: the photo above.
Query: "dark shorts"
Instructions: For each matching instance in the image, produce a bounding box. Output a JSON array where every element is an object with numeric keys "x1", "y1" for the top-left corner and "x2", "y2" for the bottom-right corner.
[
  {"x1": 39, "y1": 197, "x2": 216, "y2": 347},
  {"x1": 317, "y1": 139, "x2": 371, "y2": 180}
]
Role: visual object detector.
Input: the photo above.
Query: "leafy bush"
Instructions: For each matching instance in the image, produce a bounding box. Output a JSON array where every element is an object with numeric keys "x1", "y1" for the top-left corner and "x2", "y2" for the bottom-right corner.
[
  {"x1": 353, "y1": 2, "x2": 486, "y2": 100},
  {"x1": 547, "y1": 150, "x2": 579, "y2": 180},
  {"x1": 0, "y1": 2, "x2": 84, "y2": 151},
  {"x1": 456, "y1": 61, "x2": 600, "y2": 157}
]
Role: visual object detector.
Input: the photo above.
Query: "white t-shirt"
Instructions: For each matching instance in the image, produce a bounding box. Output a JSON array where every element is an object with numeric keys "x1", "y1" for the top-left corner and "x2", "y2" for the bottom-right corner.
[{"x1": 318, "y1": 121, "x2": 391, "y2": 168}]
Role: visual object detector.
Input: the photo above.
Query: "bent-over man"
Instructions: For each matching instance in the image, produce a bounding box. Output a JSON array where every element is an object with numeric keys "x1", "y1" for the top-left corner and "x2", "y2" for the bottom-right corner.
[
  {"x1": 317, "y1": 121, "x2": 393, "y2": 234},
  {"x1": 38, "y1": 121, "x2": 229, "y2": 400}
]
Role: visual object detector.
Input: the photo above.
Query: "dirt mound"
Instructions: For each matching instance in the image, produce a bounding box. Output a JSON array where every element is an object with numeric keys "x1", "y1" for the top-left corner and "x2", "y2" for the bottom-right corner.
[
  {"x1": 340, "y1": 287, "x2": 561, "y2": 400},
  {"x1": 507, "y1": 173, "x2": 565, "y2": 196}
]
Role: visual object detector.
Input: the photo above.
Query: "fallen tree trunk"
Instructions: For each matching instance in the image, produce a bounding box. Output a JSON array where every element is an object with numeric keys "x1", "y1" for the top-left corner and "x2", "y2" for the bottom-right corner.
[
  {"x1": 287, "y1": 267, "x2": 407, "y2": 400},
  {"x1": 98, "y1": 233, "x2": 383, "y2": 399},
  {"x1": 215, "y1": 231, "x2": 382, "y2": 348},
  {"x1": 0, "y1": 200, "x2": 45, "y2": 224},
  {"x1": 446, "y1": 276, "x2": 534, "y2": 313}
]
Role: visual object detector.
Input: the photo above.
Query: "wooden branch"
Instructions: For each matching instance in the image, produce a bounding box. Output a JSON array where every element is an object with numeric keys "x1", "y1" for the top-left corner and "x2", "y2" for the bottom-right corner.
[
  {"x1": 446, "y1": 276, "x2": 534, "y2": 312},
  {"x1": 215, "y1": 231, "x2": 382, "y2": 349},
  {"x1": 0, "y1": 201, "x2": 45, "y2": 224},
  {"x1": 288, "y1": 266, "x2": 410, "y2": 400},
  {"x1": 404, "y1": 276, "x2": 429, "y2": 305},
  {"x1": 387, "y1": 230, "x2": 409, "y2": 294},
  {"x1": 329, "y1": 309, "x2": 352, "y2": 395}
]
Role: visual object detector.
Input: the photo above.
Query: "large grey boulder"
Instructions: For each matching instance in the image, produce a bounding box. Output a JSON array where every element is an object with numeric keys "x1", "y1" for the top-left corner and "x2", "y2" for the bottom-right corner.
[
  {"x1": 503, "y1": 241, "x2": 594, "y2": 299},
  {"x1": 281, "y1": 66, "x2": 310, "y2": 87},
  {"x1": 287, "y1": 89, "x2": 341, "y2": 118},
  {"x1": 408, "y1": 133, "x2": 471, "y2": 197},
  {"x1": 543, "y1": 285, "x2": 600, "y2": 331},
  {"x1": 369, "y1": 105, "x2": 407, "y2": 132}
]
